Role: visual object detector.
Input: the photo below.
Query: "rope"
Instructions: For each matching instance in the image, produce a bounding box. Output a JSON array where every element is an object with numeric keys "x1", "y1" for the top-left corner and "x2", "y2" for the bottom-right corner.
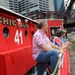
[
  {"x1": 51, "y1": 59, "x2": 60, "y2": 75},
  {"x1": 47, "y1": 54, "x2": 63, "y2": 75},
  {"x1": 51, "y1": 54, "x2": 63, "y2": 75}
]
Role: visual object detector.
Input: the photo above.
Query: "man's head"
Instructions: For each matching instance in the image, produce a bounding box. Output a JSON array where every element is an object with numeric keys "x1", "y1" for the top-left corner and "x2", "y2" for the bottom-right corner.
[
  {"x1": 37, "y1": 19, "x2": 48, "y2": 32},
  {"x1": 56, "y1": 29, "x2": 64, "y2": 38}
]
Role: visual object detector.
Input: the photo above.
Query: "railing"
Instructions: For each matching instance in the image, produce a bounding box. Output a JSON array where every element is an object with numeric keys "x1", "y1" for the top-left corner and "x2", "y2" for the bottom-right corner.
[
  {"x1": 32, "y1": 10, "x2": 75, "y2": 24},
  {"x1": 47, "y1": 48, "x2": 72, "y2": 75}
]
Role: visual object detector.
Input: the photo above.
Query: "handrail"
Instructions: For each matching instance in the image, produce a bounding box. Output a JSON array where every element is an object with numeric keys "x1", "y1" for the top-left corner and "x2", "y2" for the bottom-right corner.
[{"x1": 47, "y1": 49, "x2": 72, "y2": 75}]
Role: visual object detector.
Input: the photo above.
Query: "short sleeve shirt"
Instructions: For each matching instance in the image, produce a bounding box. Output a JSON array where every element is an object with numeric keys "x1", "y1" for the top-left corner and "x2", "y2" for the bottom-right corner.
[{"x1": 32, "y1": 29, "x2": 51, "y2": 60}]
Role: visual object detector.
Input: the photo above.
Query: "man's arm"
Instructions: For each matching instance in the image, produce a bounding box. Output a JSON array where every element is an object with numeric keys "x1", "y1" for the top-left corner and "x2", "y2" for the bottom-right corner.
[
  {"x1": 49, "y1": 41, "x2": 61, "y2": 50},
  {"x1": 40, "y1": 43, "x2": 64, "y2": 54},
  {"x1": 50, "y1": 40, "x2": 69, "y2": 50},
  {"x1": 40, "y1": 44, "x2": 56, "y2": 51}
]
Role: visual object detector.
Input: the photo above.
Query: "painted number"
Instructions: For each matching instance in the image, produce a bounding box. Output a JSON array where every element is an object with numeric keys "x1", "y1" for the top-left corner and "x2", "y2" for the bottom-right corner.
[{"x1": 14, "y1": 30, "x2": 23, "y2": 44}]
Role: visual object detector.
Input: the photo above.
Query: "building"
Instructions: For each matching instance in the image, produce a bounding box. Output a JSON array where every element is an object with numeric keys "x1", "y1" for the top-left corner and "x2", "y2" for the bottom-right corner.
[
  {"x1": 9, "y1": 0, "x2": 19, "y2": 13},
  {"x1": 18, "y1": 0, "x2": 55, "y2": 19},
  {"x1": 0, "y1": 0, "x2": 65, "y2": 19},
  {"x1": 18, "y1": 0, "x2": 65, "y2": 19},
  {"x1": 49, "y1": 0, "x2": 55, "y2": 11},
  {"x1": 72, "y1": 2, "x2": 75, "y2": 10},
  {"x1": 0, "y1": 0, "x2": 19, "y2": 13},
  {"x1": 0, "y1": 0, "x2": 9, "y2": 9},
  {"x1": 54, "y1": 0, "x2": 64, "y2": 11}
]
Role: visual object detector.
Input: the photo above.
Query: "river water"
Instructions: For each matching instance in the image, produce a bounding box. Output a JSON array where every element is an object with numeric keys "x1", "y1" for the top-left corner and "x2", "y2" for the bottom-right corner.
[{"x1": 68, "y1": 33, "x2": 75, "y2": 75}]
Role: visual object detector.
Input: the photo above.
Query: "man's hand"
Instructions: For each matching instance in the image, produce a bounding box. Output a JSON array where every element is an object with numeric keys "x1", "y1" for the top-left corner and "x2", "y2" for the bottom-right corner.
[
  {"x1": 68, "y1": 42, "x2": 72, "y2": 46},
  {"x1": 59, "y1": 49, "x2": 64, "y2": 54},
  {"x1": 66, "y1": 41, "x2": 72, "y2": 46}
]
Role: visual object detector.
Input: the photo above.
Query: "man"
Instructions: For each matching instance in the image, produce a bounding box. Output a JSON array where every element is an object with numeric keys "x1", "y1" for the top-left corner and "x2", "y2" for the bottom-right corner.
[{"x1": 32, "y1": 19, "x2": 64, "y2": 75}]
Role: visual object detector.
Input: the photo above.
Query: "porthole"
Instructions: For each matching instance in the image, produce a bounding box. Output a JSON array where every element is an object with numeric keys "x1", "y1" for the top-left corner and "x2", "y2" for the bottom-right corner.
[
  {"x1": 25, "y1": 30, "x2": 28, "y2": 37},
  {"x1": 3, "y1": 27, "x2": 9, "y2": 38}
]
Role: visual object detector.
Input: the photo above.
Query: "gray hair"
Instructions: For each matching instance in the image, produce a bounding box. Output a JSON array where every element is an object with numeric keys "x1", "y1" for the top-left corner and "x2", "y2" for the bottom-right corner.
[{"x1": 37, "y1": 19, "x2": 47, "y2": 29}]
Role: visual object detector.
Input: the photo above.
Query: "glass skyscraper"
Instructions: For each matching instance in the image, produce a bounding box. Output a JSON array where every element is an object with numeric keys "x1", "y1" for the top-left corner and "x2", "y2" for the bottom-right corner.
[{"x1": 54, "y1": 0, "x2": 64, "y2": 11}]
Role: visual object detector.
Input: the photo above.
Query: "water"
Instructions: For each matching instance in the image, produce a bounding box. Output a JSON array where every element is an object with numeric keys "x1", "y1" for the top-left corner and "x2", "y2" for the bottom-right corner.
[
  {"x1": 68, "y1": 32, "x2": 75, "y2": 41},
  {"x1": 68, "y1": 33, "x2": 75, "y2": 75}
]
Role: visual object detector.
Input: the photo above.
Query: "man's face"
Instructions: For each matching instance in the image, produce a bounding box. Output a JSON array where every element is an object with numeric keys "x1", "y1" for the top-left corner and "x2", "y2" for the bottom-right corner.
[{"x1": 43, "y1": 22, "x2": 48, "y2": 32}]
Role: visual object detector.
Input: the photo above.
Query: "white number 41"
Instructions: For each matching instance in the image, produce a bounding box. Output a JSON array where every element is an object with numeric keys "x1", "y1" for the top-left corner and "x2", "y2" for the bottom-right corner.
[{"x1": 14, "y1": 30, "x2": 23, "y2": 45}]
